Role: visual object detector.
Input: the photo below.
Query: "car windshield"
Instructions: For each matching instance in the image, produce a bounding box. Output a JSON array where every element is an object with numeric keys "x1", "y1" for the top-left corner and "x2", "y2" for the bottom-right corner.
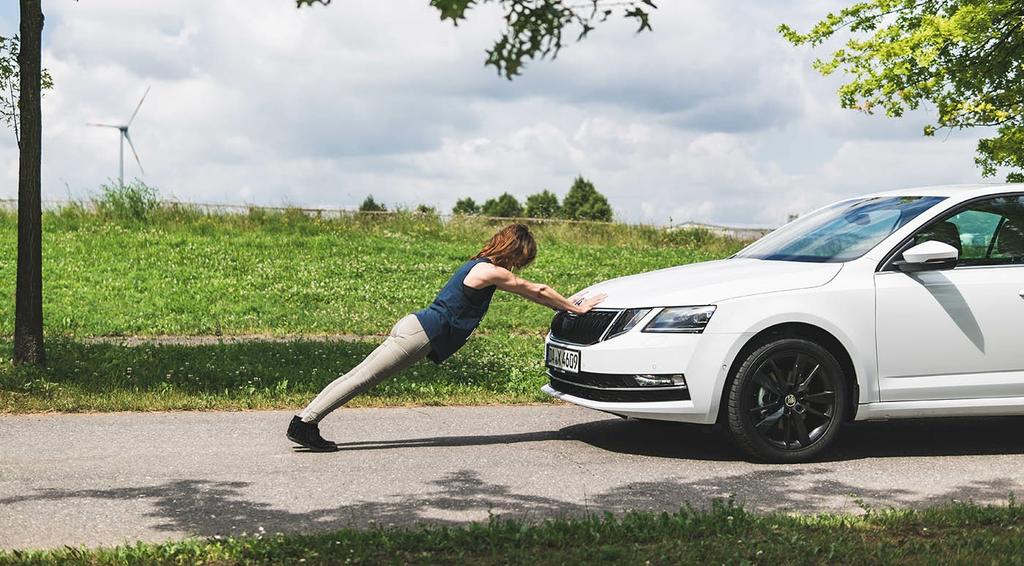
[{"x1": 735, "y1": 196, "x2": 946, "y2": 263}]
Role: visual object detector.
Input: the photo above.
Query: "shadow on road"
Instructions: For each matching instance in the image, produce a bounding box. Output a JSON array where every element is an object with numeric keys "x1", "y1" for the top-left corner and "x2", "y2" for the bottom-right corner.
[
  {"x1": 833, "y1": 416, "x2": 1024, "y2": 459},
  {"x1": 332, "y1": 415, "x2": 1024, "y2": 463},
  {"x1": 1, "y1": 466, "x2": 1017, "y2": 544}
]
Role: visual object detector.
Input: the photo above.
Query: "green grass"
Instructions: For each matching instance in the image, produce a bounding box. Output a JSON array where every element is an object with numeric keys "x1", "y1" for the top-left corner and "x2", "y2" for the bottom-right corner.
[
  {"x1": 0, "y1": 334, "x2": 548, "y2": 413},
  {"x1": 0, "y1": 204, "x2": 743, "y2": 413},
  {"x1": 0, "y1": 206, "x2": 741, "y2": 338},
  {"x1": 3, "y1": 500, "x2": 1023, "y2": 564}
]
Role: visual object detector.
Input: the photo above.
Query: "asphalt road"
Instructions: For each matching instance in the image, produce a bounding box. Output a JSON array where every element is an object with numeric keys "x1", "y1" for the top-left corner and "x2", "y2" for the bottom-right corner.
[{"x1": 2, "y1": 405, "x2": 1023, "y2": 550}]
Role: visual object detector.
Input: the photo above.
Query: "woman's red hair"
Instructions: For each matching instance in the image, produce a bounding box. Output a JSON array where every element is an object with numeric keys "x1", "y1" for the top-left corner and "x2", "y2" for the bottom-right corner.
[{"x1": 473, "y1": 223, "x2": 537, "y2": 271}]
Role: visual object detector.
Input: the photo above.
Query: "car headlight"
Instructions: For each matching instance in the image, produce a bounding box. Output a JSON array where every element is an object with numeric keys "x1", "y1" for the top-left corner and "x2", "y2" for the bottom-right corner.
[
  {"x1": 605, "y1": 308, "x2": 651, "y2": 339},
  {"x1": 643, "y1": 306, "x2": 717, "y2": 334}
]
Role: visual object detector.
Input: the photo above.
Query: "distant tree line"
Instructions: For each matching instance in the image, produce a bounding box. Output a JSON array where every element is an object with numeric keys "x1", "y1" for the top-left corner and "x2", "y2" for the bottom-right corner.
[
  {"x1": 456, "y1": 176, "x2": 613, "y2": 221},
  {"x1": 358, "y1": 176, "x2": 613, "y2": 222}
]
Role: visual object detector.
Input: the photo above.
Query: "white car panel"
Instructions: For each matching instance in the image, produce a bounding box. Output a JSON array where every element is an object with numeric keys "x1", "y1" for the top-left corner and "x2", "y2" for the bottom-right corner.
[
  {"x1": 877, "y1": 371, "x2": 1024, "y2": 401},
  {"x1": 708, "y1": 268, "x2": 879, "y2": 406},
  {"x1": 875, "y1": 266, "x2": 1024, "y2": 400},
  {"x1": 569, "y1": 323, "x2": 699, "y2": 375},
  {"x1": 857, "y1": 396, "x2": 1024, "y2": 420},
  {"x1": 580, "y1": 258, "x2": 842, "y2": 309}
]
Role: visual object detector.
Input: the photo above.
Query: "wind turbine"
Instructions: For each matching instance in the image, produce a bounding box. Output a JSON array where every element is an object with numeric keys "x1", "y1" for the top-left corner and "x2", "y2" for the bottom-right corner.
[{"x1": 88, "y1": 86, "x2": 150, "y2": 186}]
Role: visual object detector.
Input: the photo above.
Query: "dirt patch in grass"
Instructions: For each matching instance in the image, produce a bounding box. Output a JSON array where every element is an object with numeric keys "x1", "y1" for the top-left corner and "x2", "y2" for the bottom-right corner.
[{"x1": 82, "y1": 333, "x2": 378, "y2": 347}]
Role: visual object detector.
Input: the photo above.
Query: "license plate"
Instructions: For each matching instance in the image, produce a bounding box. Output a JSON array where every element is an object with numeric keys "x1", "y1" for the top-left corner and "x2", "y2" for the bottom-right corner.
[{"x1": 546, "y1": 344, "x2": 580, "y2": 374}]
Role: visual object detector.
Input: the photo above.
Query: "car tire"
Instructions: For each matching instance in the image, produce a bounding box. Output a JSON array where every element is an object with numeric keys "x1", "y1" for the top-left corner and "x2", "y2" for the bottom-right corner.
[{"x1": 726, "y1": 337, "x2": 848, "y2": 463}]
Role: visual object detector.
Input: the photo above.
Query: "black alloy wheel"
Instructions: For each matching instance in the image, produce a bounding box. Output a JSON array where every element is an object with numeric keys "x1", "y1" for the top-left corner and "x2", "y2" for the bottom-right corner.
[{"x1": 727, "y1": 338, "x2": 848, "y2": 463}]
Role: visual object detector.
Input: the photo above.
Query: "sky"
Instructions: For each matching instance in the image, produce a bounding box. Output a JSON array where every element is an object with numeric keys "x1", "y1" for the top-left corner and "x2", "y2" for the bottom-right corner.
[{"x1": 0, "y1": 1, "x2": 999, "y2": 227}]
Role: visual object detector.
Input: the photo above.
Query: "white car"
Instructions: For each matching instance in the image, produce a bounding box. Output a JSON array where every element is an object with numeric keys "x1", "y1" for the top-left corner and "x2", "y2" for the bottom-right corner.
[{"x1": 543, "y1": 184, "x2": 1024, "y2": 462}]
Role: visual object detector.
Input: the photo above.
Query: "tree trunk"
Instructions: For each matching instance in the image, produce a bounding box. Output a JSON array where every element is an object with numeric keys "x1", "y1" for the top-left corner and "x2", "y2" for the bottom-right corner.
[{"x1": 13, "y1": 0, "x2": 44, "y2": 365}]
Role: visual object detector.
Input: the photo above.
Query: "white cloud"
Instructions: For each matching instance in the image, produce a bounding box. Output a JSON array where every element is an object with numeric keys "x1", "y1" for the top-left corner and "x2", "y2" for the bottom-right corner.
[{"x1": 0, "y1": 0, "x2": 993, "y2": 225}]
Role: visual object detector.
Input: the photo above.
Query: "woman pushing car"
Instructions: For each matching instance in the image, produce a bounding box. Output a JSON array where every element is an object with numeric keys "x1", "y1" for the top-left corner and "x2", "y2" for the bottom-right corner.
[{"x1": 287, "y1": 223, "x2": 607, "y2": 451}]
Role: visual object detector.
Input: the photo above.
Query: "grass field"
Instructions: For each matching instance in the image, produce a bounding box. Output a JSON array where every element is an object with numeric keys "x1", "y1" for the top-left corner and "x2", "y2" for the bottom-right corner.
[
  {"x1": 0, "y1": 206, "x2": 740, "y2": 337},
  {"x1": 0, "y1": 334, "x2": 545, "y2": 412},
  {"x1": 0, "y1": 204, "x2": 743, "y2": 413},
  {"x1": 3, "y1": 500, "x2": 1022, "y2": 564}
]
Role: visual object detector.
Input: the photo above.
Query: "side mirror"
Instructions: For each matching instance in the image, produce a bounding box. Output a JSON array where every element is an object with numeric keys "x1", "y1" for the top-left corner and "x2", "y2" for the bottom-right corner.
[{"x1": 896, "y1": 240, "x2": 959, "y2": 272}]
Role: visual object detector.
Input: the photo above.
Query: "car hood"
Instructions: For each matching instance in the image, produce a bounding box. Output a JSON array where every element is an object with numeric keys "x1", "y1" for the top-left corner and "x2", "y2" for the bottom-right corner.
[{"x1": 581, "y1": 258, "x2": 842, "y2": 308}]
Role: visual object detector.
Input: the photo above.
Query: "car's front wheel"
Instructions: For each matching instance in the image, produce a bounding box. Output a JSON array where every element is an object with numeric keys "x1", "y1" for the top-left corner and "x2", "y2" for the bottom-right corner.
[{"x1": 726, "y1": 337, "x2": 848, "y2": 463}]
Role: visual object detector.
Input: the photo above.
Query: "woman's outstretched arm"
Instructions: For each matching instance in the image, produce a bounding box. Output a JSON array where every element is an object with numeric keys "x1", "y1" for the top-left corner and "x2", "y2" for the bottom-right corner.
[{"x1": 465, "y1": 263, "x2": 607, "y2": 314}]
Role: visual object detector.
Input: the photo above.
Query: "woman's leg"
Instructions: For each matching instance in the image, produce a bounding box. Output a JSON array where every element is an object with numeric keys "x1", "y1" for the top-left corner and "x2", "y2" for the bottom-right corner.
[{"x1": 298, "y1": 314, "x2": 431, "y2": 423}]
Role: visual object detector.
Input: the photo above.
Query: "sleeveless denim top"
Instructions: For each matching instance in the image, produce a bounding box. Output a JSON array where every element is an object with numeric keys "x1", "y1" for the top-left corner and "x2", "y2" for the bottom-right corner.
[{"x1": 415, "y1": 258, "x2": 497, "y2": 363}]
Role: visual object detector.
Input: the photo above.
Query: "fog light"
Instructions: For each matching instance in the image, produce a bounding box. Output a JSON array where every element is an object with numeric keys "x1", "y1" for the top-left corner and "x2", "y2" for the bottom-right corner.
[{"x1": 635, "y1": 374, "x2": 687, "y2": 387}]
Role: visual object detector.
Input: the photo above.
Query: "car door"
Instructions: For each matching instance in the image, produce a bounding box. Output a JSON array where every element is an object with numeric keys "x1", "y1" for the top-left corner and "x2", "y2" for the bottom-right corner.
[{"x1": 874, "y1": 194, "x2": 1024, "y2": 401}]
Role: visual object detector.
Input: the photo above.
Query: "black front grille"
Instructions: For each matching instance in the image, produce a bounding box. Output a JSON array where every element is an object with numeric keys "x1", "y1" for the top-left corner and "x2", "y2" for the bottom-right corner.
[
  {"x1": 548, "y1": 370, "x2": 691, "y2": 403},
  {"x1": 549, "y1": 310, "x2": 619, "y2": 345}
]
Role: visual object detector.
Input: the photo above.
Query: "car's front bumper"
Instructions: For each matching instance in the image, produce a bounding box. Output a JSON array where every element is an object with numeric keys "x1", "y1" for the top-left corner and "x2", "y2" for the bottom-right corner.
[
  {"x1": 542, "y1": 384, "x2": 699, "y2": 420},
  {"x1": 543, "y1": 329, "x2": 749, "y2": 425}
]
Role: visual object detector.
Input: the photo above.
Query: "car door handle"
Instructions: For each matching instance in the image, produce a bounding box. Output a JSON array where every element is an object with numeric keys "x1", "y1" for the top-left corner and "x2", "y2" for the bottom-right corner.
[{"x1": 1020, "y1": 288, "x2": 1024, "y2": 299}]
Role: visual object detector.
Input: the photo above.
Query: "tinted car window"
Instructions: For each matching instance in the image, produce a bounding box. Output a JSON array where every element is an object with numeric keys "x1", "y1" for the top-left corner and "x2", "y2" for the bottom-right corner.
[{"x1": 914, "y1": 195, "x2": 1024, "y2": 267}]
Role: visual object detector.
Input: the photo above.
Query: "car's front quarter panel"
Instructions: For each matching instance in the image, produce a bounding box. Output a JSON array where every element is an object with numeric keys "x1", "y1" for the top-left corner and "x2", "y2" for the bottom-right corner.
[{"x1": 707, "y1": 266, "x2": 879, "y2": 410}]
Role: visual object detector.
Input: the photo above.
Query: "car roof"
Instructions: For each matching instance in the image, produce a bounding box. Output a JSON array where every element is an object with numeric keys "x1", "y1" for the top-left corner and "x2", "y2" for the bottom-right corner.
[{"x1": 863, "y1": 183, "x2": 1022, "y2": 200}]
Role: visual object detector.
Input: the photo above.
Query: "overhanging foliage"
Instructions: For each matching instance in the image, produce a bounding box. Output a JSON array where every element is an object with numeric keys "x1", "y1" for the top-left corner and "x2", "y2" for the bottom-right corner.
[
  {"x1": 296, "y1": 0, "x2": 657, "y2": 79},
  {"x1": 781, "y1": 1, "x2": 1024, "y2": 180}
]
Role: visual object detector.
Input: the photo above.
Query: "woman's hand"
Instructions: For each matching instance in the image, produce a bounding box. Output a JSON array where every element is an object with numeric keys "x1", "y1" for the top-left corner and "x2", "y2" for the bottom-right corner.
[{"x1": 573, "y1": 292, "x2": 608, "y2": 314}]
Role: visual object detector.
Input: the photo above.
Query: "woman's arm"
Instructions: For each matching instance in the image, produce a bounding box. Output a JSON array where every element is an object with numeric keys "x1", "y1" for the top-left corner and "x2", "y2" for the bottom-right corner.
[{"x1": 466, "y1": 263, "x2": 606, "y2": 314}]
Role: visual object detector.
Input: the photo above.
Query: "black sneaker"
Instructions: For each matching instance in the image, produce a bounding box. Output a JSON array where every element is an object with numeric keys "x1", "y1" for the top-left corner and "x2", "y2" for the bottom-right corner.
[{"x1": 287, "y1": 416, "x2": 338, "y2": 452}]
